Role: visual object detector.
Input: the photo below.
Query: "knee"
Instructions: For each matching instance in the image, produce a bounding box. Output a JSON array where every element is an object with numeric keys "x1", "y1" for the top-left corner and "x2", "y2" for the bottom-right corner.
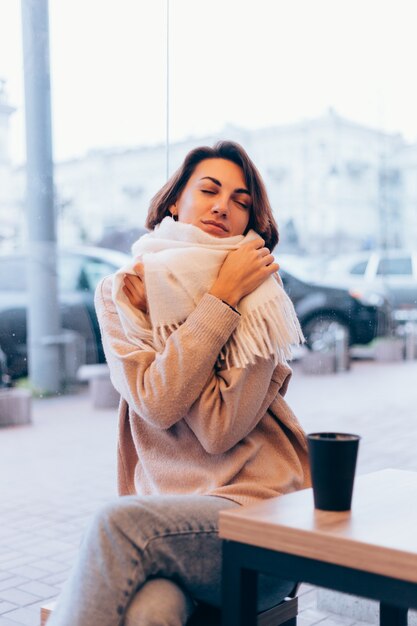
[
  {"x1": 124, "y1": 578, "x2": 195, "y2": 626},
  {"x1": 85, "y1": 497, "x2": 142, "y2": 544}
]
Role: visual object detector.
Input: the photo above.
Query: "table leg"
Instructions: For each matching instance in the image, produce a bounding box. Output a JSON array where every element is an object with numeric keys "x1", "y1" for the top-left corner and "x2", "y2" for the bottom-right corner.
[
  {"x1": 222, "y1": 540, "x2": 258, "y2": 626},
  {"x1": 380, "y1": 603, "x2": 408, "y2": 626}
]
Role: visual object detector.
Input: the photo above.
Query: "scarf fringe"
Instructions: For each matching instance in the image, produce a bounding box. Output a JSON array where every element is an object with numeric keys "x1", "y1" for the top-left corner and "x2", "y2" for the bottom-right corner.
[{"x1": 150, "y1": 292, "x2": 304, "y2": 369}]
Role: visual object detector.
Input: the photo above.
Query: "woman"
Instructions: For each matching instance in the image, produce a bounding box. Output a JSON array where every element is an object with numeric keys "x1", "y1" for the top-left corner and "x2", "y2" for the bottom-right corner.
[{"x1": 48, "y1": 141, "x2": 310, "y2": 626}]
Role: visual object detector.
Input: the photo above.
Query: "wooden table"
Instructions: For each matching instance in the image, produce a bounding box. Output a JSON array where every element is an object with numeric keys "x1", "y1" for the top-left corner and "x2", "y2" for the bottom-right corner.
[{"x1": 219, "y1": 469, "x2": 417, "y2": 626}]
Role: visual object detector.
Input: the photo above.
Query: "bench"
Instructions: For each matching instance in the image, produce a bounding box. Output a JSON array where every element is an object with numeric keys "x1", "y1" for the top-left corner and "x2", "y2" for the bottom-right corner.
[{"x1": 77, "y1": 363, "x2": 119, "y2": 408}]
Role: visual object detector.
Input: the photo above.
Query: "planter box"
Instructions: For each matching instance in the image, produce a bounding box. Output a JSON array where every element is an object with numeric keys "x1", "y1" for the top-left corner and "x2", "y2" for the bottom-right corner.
[
  {"x1": 0, "y1": 389, "x2": 32, "y2": 427},
  {"x1": 301, "y1": 351, "x2": 336, "y2": 375},
  {"x1": 90, "y1": 374, "x2": 120, "y2": 409},
  {"x1": 374, "y1": 337, "x2": 404, "y2": 362}
]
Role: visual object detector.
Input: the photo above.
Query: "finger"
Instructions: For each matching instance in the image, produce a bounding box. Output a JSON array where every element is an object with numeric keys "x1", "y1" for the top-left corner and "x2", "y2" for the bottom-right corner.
[
  {"x1": 125, "y1": 274, "x2": 143, "y2": 288},
  {"x1": 262, "y1": 253, "x2": 276, "y2": 265},
  {"x1": 124, "y1": 274, "x2": 134, "y2": 286},
  {"x1": 133, "y1": 262, "x2": 144, "y2": 277},
  {"x1": 252, "y1": 237, "x2": 265, "y2": 249},
  {"x1": 267, "y1": 255, "x2": 279, "y2": 269},
  {"x1": 259, "y1": 247, "x2": 271, "y2": 258},
  {"x1": 122, "y1": 284, "x2": 136, "y2": 303},
  {"x1": 123, "y1": 282, "x2": 136, "y2": 298},
  {"x1": 132, "y1": 281, "x2": 147, "y2": 303}
]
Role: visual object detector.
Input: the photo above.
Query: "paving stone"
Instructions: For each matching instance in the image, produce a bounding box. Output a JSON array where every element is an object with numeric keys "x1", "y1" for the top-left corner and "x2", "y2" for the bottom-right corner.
[
  {"x1": 29, "y1": 560, "x2": 68, "y2": 575},
  {"x1": 0, "y1": 580, "x2": 28, "y2": 594},
  {"x1": 59, "y1": 531, "x2": 83, "y2": 546},
  {"x1": 0, "y1": 556, "x2": 19, "y2": 567},
  {"x1": 0, "y1": 557, "x2": 36, "y2": 571},
  {"x1": 33, "y1": 527, "x2": 69, "y2": 541},
  {"x1": 17, "y1": 581, "x2": 59, "y2": 599},
  {"x1": 24, "y1": 540, "x2": 75, "y2": 559},
  {"x1": 10, "y1": 518, "x2": 49, "y2": 532},
  {"x1": 39, "y1": 571, "x2": 69, "y2": 586},
  {"x1": 298, "y1": 610, "x2": 327, "y2": 626},
  {"x1": 298, "y1": 586, "x2": 317, "y2": 609},
  {"x1": 317, "y1": 613, "x2": 357, "y2": 626},
  {"x1": 0, "y1": 604, "x2": 17, "y2": 617},
  {"x1": 0, "y1": 588, "x2": 39, "y2": 608},
  {"x1": 25, "y1": 597, "x2": 51, "y2": 611},
  {"x1": 0, "y1": 528, "x2": 20, "y2": 537},
  {"x1": 0, "y1": 513, "x2": 27, "y2": 524},
  {"x1": 8, "y1": 565, "x2": 50, "y2": 582},
  {"x1": 299, "y1": 608, "x2": 330, "y2": 623},
  {"x1": 1, "y1": 607, "x2": 38, "y2": 626},
  {"x1": 3, "y1": 536, "x2": 41, "y2": 551},
  {"x1": 52, "y1": 548, "x2": 79, "y2": 565},
  {"x1": 0, "y1": 617, "x2": 26, "y2": 626}
]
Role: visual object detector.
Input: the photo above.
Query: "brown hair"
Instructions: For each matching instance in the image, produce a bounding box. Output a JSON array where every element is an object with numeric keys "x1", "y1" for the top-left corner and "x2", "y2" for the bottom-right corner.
[{"x1": 146, "y1": 140, "x2": 279, "y2": 251}]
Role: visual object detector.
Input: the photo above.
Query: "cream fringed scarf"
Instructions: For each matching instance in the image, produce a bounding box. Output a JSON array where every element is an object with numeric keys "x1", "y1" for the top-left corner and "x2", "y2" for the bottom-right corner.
[{"x1": 112, "y1": 217, "x2": 304, "y2": 369}]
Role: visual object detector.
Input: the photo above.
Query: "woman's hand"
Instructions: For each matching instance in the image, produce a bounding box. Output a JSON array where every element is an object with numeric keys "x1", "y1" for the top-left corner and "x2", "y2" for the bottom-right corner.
[
  {"x1": 209, "y1": 238, "x2": 279, "y2": 308},
  {"x1": 122, "y1": 263, "x2": 148, "y2": 313}
]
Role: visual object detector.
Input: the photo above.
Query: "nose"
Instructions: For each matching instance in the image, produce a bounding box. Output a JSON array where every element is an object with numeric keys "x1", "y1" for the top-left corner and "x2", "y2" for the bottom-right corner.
[{"x1": 211, "y1": 199, "x2": 229, "y2": 216}]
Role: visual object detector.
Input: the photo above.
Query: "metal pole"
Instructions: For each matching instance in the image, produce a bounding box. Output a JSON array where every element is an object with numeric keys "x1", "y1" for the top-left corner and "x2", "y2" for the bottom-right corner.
[
  {"x1": 21, "y1": 0, "x2": 62, "y2": 394},
  {"x1": 165, "y1": 0, "x2": 170, "y2": 179}
]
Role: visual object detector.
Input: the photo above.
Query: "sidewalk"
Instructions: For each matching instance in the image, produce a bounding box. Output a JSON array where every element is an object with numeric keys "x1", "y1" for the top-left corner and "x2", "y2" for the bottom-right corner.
[{"x1": 1, "y1": 358, "x2": 417, "y2": 626}]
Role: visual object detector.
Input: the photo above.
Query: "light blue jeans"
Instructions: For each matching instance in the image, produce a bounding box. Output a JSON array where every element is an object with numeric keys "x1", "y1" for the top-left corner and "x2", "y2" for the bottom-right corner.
[{"x1": 47, "y1": 495, "x2": 294, "y2": 626}]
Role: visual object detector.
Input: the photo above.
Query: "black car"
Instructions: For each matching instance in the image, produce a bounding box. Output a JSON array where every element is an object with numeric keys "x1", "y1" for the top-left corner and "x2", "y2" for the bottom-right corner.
[
  {"x1": 0, "y1": 247, "x2": 129, "y2": 379},
  {"x1": 0, "y1": 247, "x2": 392, "y2": 379},
  {"x1": 280, "y1": 267, "x2": 392, "y2": 349}
]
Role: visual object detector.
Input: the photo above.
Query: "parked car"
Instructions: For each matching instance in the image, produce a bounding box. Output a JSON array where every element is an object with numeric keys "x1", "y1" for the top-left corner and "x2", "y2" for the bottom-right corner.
[
  {"x1": 0, "y1": 247, "x2": 129, "y2": 379},
  {"x1": 279, "y1": 266, "x2": 392, "y2": 349},
  {"x1": 0, "y1": 246, "x2": 393, "y2": 379},
  {"x1": 323, "y1": 250, "x2": 417, "y2": 323},
  {"x1": 0, "y1": 343, "x2": 9, "y2": 387}
]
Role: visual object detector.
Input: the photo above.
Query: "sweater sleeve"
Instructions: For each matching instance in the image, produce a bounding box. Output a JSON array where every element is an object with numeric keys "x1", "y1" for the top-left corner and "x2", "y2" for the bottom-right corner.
[
  {"x1": 184, "y1": 358, "x2": 292, "y2": 454},
  {"x1": 95, "y1": 276, "x2": 241, "y2": 429}
]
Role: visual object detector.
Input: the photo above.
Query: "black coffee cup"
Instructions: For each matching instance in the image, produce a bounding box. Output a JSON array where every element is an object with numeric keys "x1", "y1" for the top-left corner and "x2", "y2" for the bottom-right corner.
[{"x1": 307, "y1": 432, "x2": 361, "y2": 511}]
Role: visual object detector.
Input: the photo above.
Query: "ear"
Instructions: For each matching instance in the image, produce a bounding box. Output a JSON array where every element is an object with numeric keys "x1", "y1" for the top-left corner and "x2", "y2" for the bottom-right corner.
[{"x1": 169, "y1": 203, "x2": 177, "y2": 218}]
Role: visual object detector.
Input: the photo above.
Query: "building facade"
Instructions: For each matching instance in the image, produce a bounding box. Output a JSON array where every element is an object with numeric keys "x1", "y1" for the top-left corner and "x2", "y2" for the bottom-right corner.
[{"x1": 1, "y1": 89, "x2": 416, "y2": 254}]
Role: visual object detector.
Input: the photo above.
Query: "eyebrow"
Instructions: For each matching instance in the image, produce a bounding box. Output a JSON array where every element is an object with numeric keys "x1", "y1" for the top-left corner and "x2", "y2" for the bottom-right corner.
[{"x1": 199, "y1": 176, "x2": 251, "y2": 196}]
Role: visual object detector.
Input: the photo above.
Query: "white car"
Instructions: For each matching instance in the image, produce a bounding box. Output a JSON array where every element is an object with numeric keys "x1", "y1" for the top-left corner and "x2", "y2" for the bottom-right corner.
[{"x1": 324, "y1": 250, "x2": 417, "y2": 322}]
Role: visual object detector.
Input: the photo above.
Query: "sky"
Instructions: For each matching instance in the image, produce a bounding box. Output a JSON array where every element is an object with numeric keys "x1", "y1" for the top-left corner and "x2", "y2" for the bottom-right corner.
[{"x1": 1, "y1": 0, "x2": 417, "y2": 164}]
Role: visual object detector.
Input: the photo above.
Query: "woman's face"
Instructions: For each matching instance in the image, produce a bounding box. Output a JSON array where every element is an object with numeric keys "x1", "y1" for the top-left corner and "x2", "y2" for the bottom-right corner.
[{"x1": 171, "y1": 158, "x2": 252, "y2": 237}]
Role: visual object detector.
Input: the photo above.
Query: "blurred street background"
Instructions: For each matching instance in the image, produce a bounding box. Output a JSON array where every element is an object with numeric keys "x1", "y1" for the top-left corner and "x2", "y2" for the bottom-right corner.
[{"x1": 1, "y1": 2, "x2": 417, "y2": 624}]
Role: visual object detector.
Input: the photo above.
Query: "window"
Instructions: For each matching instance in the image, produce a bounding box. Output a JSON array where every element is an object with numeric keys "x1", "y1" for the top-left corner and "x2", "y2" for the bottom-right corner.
[
  {"x1": 350, "y1": 260, "x2": 368, "y2": 276},
  {"x1": 82, "y1": 258, "x2": 116, "y2": 291},
  {"x1": 58, "y1": 255, "x2": 84, "y2": 291},
  {"x1": 0, "y1": 259, "x2": 26, "y2": 290},
  {"x1": 376, "y1": 257, "x2": 413, "y2": 276}
]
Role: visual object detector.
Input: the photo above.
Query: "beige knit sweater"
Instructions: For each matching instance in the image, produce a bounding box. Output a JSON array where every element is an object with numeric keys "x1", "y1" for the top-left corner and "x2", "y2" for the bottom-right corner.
[{"x1": 95, "y1": 276, "x2": 311, "y2": 506}]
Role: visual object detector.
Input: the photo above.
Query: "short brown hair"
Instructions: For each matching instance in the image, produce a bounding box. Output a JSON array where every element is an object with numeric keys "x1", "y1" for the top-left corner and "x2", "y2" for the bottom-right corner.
[{"x1": 146, "y1": 141, "x2": 279, "y2": 251}]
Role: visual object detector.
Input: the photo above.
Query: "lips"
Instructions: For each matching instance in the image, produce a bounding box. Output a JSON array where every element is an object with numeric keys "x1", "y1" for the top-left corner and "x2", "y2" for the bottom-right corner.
[{"x1": 201, "y1": 220, "x2": 229, "y2": 232}]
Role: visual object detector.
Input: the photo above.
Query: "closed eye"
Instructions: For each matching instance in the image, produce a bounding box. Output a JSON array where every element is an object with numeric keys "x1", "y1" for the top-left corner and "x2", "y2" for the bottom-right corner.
[{"x1": 235, "y1": 199, "x2": 249, "y2": 209}]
